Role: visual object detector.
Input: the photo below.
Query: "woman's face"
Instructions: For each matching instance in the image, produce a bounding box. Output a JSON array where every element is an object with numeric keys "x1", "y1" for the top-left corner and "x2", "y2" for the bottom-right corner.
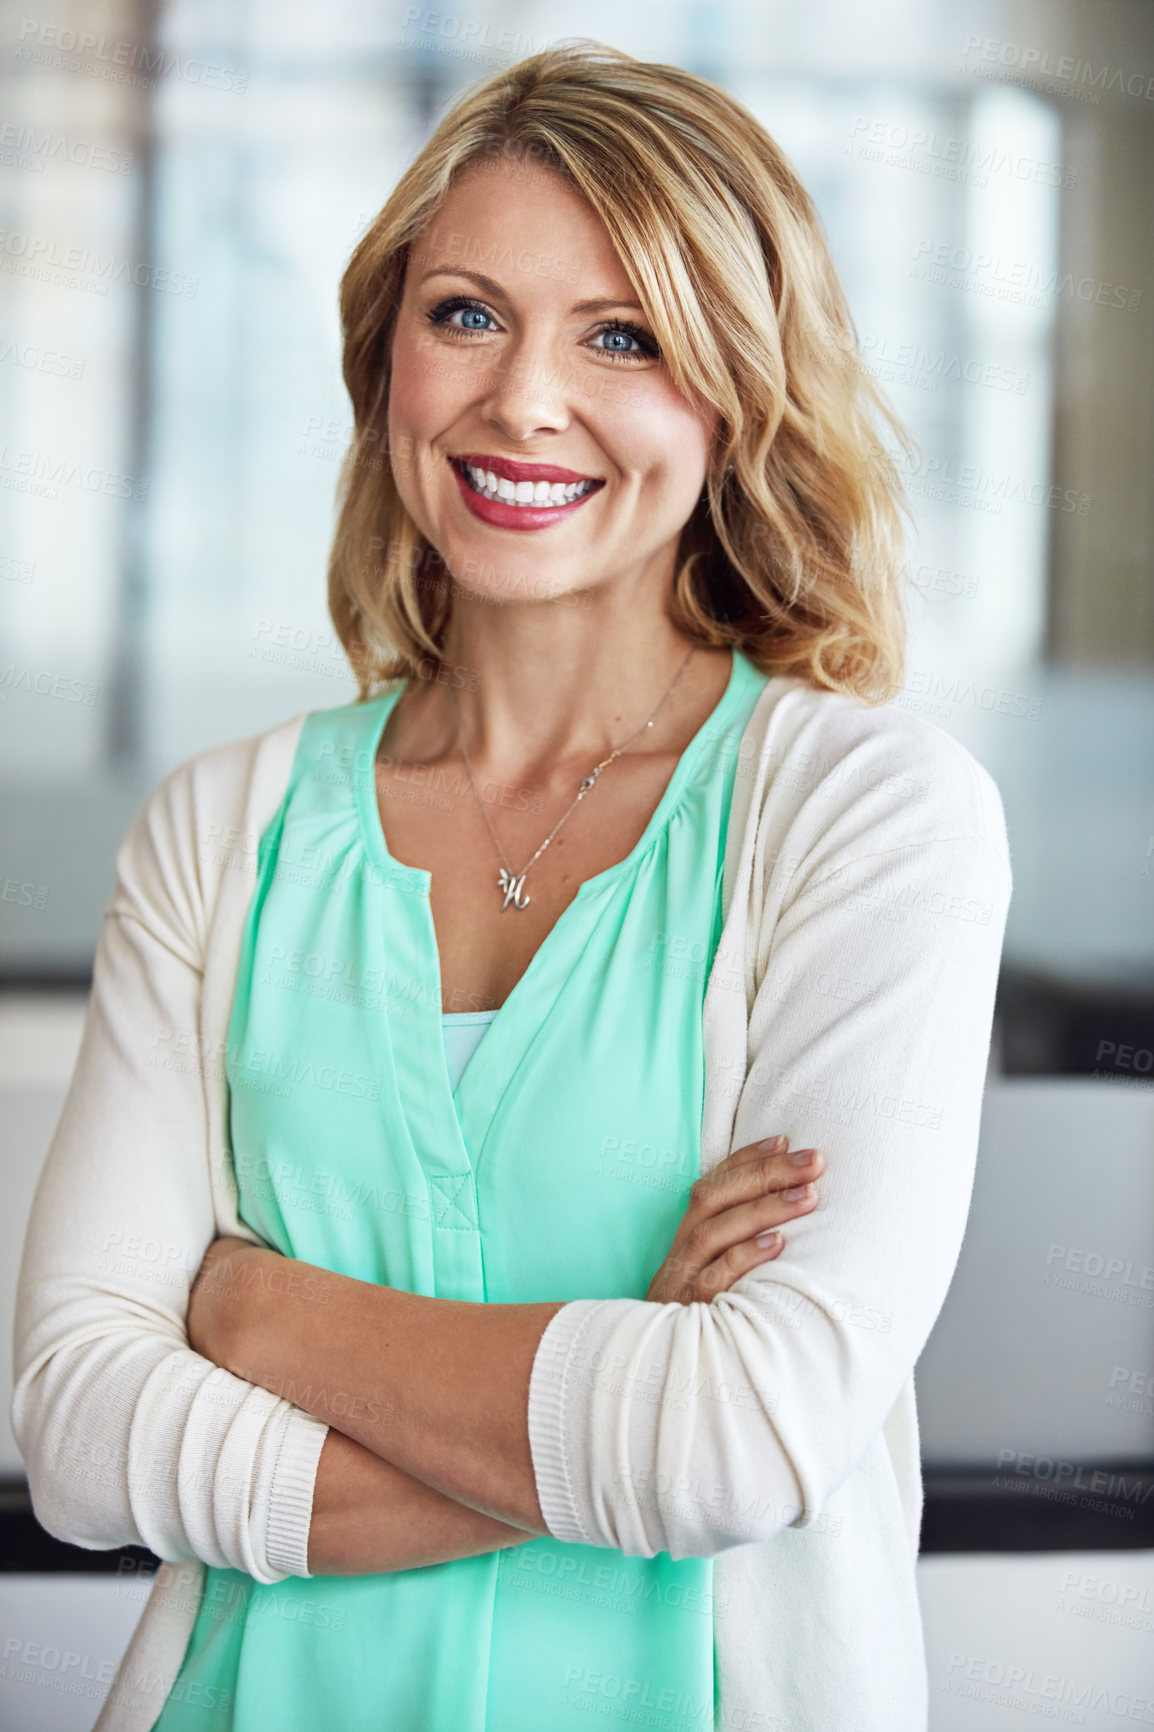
[{"x1": 387, "y1": 159, "x2": 717, "y2": 608}]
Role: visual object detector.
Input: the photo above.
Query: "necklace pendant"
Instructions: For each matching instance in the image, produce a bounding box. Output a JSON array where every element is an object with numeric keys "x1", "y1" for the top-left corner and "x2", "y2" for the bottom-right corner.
[{"x1": 498, "y1": 867, "x2": 531, "y2": 911}]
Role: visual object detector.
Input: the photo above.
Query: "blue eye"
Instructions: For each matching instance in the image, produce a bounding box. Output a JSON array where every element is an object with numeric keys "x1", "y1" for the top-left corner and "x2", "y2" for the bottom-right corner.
[
  {"x1": 591, "y1": 321, "x2": 661, "y2": 363},
  {"x1": 426, "y1": 296, "x2": 498, "y2": 332}
]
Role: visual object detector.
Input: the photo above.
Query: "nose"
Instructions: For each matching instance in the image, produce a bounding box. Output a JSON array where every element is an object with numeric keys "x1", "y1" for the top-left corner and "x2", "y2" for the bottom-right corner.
[{"x1": 477, "y1": 334, "x2": 571, "y2": 443}]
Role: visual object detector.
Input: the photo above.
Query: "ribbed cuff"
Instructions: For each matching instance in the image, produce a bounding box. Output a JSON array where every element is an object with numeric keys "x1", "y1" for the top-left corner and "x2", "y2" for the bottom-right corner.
[
  {"x1": 264, "y1": 1410, "x2": 330, "y2": 1578},
  {"x1": 526, "y1": 1300, "x2": 597, "y2": 1545}
]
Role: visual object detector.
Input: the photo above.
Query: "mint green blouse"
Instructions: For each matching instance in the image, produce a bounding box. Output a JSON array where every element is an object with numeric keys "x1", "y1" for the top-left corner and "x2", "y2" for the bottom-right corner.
[{"x1": 151, "y1": 648, "x2": 769, "y2": 1732}]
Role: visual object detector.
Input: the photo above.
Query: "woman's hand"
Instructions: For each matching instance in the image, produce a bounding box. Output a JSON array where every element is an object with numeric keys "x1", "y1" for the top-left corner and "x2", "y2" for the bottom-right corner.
[
  {"x1": 186, "y1": 1234, "x2": 265, "y2": 1369},
  {"x1": 647, "y1": 1134, "x2": 823, "y2": 1304}
]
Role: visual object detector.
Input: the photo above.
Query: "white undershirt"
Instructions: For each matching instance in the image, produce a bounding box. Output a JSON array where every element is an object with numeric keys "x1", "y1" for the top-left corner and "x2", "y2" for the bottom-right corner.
[{"x1": 441, "y1": 1009, "x2": 498, "y2": 1091}]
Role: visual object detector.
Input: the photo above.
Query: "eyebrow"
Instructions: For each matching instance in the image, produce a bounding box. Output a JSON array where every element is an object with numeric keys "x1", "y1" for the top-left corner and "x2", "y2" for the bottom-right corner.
[{"x1": 416, "y1": 265, "x2": 644, "y2": 315}]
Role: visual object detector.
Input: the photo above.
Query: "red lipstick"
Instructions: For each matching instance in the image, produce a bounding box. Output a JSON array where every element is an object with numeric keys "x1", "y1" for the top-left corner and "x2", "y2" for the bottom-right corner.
[{"x1": 448, "y1": 454, "x2": 605, "y2": 533}]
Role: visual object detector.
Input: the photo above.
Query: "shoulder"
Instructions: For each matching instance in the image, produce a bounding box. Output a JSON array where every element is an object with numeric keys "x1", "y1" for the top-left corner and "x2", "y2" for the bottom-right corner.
[{"x1": 741, "y1": 675, "x2": 1011, "y2": 871}]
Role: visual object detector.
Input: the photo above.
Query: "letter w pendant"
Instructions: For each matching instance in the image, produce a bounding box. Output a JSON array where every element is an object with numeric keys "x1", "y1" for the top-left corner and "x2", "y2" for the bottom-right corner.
[{"x1": 498, "y1": 867, "x2": 531, "y2": 911}]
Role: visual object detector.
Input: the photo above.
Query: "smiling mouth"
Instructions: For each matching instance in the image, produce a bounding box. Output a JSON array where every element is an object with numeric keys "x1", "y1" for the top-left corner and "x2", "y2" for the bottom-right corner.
[{"x1": 450, "y1": 456, "x2": 604, "y2": 509}]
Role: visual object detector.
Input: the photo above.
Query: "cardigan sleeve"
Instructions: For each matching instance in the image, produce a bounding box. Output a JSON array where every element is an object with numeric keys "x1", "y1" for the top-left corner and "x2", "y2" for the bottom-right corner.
[
  {"x1": 9, "y1": 762, "x2": 330, "y2": 1583},
  {"x1": 526, "y1": 737, "x2": 1012, "y2": 1559}
]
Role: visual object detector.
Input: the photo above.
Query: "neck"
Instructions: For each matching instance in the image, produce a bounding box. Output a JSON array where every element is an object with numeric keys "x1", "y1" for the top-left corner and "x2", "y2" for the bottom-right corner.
[{"x1": 408, "y1": 579, "x2": 711, "y2": 785}]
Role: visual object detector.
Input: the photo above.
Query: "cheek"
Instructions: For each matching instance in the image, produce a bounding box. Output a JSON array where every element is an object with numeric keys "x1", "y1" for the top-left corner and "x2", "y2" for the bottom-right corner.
[
  {"x1": 389, "y1": 322, "x2": 463, "y2": 432},
  {"x1": 610, "y1": 390, "x2": 711, "y2": 497},
  {"x1": 387, "y1": 347, "x2": 459, "y2": 494},
  {"x1": 388, "y1": 340, "x2": 435, "y2": 437}
]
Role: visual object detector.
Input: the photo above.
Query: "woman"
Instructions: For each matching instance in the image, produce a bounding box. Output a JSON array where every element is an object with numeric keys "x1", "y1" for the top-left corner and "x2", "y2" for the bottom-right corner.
[{"x1": 12, "y1": 39, "x2": 1012, "y2": 1732}]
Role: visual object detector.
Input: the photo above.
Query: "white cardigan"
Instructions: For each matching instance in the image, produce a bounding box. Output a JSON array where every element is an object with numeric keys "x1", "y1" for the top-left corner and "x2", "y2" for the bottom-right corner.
[{"x1": 11, "y1": 674, "x2": 1012, "y2": 1732}]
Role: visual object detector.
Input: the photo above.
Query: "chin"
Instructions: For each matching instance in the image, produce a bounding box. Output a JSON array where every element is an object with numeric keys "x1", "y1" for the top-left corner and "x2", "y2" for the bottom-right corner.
[{"x1": 440, "y1": 544, "x2": 595, "y2": 612}]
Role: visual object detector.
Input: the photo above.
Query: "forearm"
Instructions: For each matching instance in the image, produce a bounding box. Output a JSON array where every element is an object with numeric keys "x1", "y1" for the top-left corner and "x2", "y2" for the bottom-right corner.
[
  {"x1": 307, "y1": 1429, "x2": 536, "y2": 1575},
  {"x1": 216, "y1": 1246, "x2": 567, "y2": 1532}
]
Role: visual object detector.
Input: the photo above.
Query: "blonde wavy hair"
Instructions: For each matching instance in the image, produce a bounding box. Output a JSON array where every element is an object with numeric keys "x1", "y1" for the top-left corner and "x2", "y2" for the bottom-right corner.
[{"x1": 328, "y1": 39, "x2": 914, "y2": 704}]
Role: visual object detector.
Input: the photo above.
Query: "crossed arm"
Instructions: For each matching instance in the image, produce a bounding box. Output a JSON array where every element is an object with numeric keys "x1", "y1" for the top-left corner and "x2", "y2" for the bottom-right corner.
[
  {"x1": 189, "y1": 1245, "x2": 562, "y2": 1572},
  {"x1": 187, "y1": 1135, "x2": 817, "y2": 1575}
]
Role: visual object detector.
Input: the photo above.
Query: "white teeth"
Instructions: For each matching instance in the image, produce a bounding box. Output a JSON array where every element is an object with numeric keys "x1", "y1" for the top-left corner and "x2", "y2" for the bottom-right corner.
[{"x1": 461, "y1": 462, "x2": 595, "y2": 507}]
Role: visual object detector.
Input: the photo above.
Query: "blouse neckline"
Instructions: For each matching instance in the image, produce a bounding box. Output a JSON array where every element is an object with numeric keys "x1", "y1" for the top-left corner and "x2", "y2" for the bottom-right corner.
[{"x1": 353, "y1": 647, "x2": 757, "y2": 902}]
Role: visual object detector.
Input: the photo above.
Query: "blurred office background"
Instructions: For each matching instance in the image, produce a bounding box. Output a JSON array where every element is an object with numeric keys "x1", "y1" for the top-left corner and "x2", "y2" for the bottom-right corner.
[{"x1": 2, "y1": 0, "x2": 1152, "y2": 1723}]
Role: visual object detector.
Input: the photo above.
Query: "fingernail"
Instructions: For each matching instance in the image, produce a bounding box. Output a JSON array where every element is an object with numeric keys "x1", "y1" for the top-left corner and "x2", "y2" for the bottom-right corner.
[
  {"x1": 755, "y1": 1231, "x2": 781, "y2": 1249},
  {"x1": 790, "y1": 1147, "x2": 814, "y2": 1166},
  {"x1": 784, "y1": 1183, "x2": 811, "y2": 1201},
  {"x1": 758, "y1": 1135, "x2": 788, "y2": 1151}
]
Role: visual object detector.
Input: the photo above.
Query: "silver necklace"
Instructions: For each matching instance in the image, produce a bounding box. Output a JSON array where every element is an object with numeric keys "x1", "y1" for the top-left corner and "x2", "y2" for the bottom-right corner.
[{"x1": 451, "y1": 646, "x2": 698, "y2": 911}]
